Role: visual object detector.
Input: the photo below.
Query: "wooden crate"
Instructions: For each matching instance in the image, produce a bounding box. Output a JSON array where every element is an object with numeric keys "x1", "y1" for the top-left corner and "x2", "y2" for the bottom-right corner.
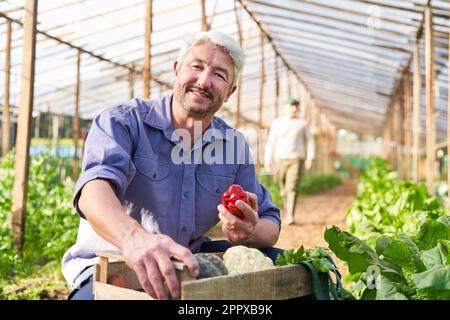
[{"x1": 93, "y1": 251, "x2": 313, "y2": 300}]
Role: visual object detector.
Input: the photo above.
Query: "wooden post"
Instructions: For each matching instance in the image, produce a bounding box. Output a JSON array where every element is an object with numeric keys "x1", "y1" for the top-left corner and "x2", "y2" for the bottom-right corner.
[
  {"x1": 383, "y1": 116, "x2": 389, "y2": 160},
  {"x1": 80, "y1": 127, "x2": 87, "y2": 168},
  {"x1": 143, "y1": 0, "x2": 153, "y2": 99},
  {"x1": 425, "y1": 4, "x2": 436, "y2": 193},
  {"x1": 274, "y1": 55, "x2": 280, "y2": 118},
  {"x1": 323, "y1": 117, "x2": 330, "y2": 173},
  {"x1": 448, "y1": 11, "x2": 450, "y2": 206},
  {"x1": 392, "y1": 101, "x2": 398, "y2": 170},
  {"x1": 257, "y1": 31, "x2": 265, "y2": 173},
  {"x1": 382, "y1": 121, "x2": 388, "y2": 159},
  {"x1": 401, "y1": 88, "x2": 406, "y2": 178},
  {"x1": 73, "y1": 49, "x2": 81, "y2": 180},
  {"x1": 398, "y1": 84, "x2": 405, "y2": 177},
  {"x1": 11, "y1": 0, "x2": 38, "y2": 249},
  {"x1": 286, "y1": 68, "x2": 291, "y2": 97},
  {"x1": 258, "y1": 30, "x2": 265, "y2": 128},
  {"x1": 52, "y1": 114, "x2": 60, "y2": 157},
  {"x1": 2, "y1": 20, "x2": 12, "y2": 157},
  {"x1": 234, "y1": 1, "x2": 243, "y2": 128},
  {"x1": 383, "y1": 113, "x2": 388, "y2": 162},
  {"x1": 388, "y1": 104, "x2": 394, "y2": 166},
  {"x1": 397, "y1": 98, "x2": 402, "y2": 172},
  {"x1": 128, "y1": 64, "x2": 135, "y2": 99},
  {"x1": 393, "y1": 105, "x2": 398, "y2": 167},
  {"x1": 201, "y1": 0, "x2": 208, "y2": 31},
  {"x1": 46, "y1": 106, "x2": 51, "y2": 149},
  {"x1": 382, "y1": 111, "x2": 388, "y2": 160},
  {"x1": 404, "y1": 69, "x2": 412, "y2": 180},
  {"x1": 315, "y1": 107, "x2": 322, "y2": 174},
  {"x1": 413, "y1": 41, "x2": 422, "y2": 184},
  {"x1": 302, "y1": 86, "x2": 310, "y2": 123}
]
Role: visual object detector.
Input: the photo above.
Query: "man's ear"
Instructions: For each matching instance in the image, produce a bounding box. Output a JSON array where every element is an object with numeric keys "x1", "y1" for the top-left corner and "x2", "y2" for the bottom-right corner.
[
  {"x1": 224, "y1": 85, "x2": 237, "y2": 102},
  {"x1": 173, "y1": 61, "x2": 179, "y2": 76}
]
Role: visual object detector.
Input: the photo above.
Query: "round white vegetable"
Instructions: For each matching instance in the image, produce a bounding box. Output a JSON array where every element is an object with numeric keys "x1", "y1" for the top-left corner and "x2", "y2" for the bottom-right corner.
[{"x1": 222, "y1": 245, "x2": 274, "y2": 275}]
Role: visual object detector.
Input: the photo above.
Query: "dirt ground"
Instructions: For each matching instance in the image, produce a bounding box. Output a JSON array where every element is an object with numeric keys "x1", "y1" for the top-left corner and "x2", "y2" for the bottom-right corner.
[
  {"x1": 206, "y1": 179, "x2": 357, "y2": 276},
  {"x1": 276, "y1": 179, "x2": 356, "y2": 250}
]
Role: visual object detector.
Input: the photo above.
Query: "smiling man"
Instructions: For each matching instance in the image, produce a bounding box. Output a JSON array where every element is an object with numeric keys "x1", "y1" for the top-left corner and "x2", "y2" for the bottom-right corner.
[{"x1": 62, "y1": 31, "x2": 282, "y2": 300}]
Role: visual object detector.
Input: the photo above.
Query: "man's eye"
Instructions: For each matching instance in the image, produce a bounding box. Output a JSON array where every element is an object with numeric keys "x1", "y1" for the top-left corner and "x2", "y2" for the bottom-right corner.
[
  {"x1": 191, "y1": 65, "x2": 202, "y2": 70},
  {"x1": 216, "y1": 73, "x2": 226, "y2": 81}
]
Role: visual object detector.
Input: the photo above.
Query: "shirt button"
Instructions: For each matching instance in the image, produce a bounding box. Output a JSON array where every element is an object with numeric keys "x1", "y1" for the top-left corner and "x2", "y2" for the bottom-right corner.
[
  {"x1": 183, "y1": 191, "x2": 190, "y2": 198},
  {"x1": 181, "y1": 226, "x2": 187, "y2": 232}
]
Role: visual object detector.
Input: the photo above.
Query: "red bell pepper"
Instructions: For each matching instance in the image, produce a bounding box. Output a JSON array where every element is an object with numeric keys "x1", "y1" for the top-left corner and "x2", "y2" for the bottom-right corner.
[{"x1": 221, "y1": 184, "x2": 249, "y2": 219}]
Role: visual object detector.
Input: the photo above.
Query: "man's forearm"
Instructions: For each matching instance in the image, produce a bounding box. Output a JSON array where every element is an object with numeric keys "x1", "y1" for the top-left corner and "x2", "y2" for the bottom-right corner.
[
  {"x1": 243, "y1": 219, "x2": 280, "y2": 248},
  {"x1": 78, "y1": 179, "x2": 142, "y2": 250}
]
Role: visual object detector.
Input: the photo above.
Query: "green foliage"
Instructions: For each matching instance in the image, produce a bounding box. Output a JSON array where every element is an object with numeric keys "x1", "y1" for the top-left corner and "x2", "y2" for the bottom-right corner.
[
  {"x1": 0, "y1": 151, "x2": 78, "y2": 298},
  {"x1": 1, "y1": 261, "x2": 69, "y2": 300},
  {"x1": 258, "y1": 174, "x2": 284, "y2": 207},
  {"x1": 259, "y1": 172, "x2": 342, "y2": 207},
  {"x1": 325, "y1": 219, "x2": 450, "y2": 300},
  {"x1": 324, "y1": 157, "x2": 450, "y2": 300},
  {"x1": 299, "y1": 173, "x2": 342, "y2": 195},
  {"x1": 275, "y1": 245, "x2": 347, "y2": 300},
  {"x1": 345, "y1": 157, "x2": 446, "y2": 247},
  {"x1": 0, "y1": 152, "x2": 25, "y2": 279},
  {"x1": 275, "y1": 245, "x2": 336, "y2": 273}
]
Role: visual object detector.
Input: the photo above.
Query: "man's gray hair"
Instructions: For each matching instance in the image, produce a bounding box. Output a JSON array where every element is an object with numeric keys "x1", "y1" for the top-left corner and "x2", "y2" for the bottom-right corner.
[{"x1": 176, "y1": 30, "x2": 244, "y2": 86}]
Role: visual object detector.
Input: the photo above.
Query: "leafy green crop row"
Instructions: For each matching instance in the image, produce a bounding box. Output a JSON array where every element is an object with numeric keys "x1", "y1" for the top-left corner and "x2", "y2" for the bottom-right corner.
[
  {"x1": 325, "y1": 157, "x2": 450, "y2": 300},
  {"x1": 325, "y1": 217, "x2": 450, "y2": 300},
  {"x1": 0, "y1": 151, "x2": 78, "y2": 298},
  {"x1": 345, "y1": 157, "x2": 446, "y2": 247},
  {"x1": 299, "y1": 173, "x2": 342, "y2": 195}
]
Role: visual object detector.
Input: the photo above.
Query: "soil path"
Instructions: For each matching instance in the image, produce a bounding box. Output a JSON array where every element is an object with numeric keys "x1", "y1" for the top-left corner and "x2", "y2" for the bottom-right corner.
[{"x1": 275, "y1": 180, "x2": 356, "y2": 250}]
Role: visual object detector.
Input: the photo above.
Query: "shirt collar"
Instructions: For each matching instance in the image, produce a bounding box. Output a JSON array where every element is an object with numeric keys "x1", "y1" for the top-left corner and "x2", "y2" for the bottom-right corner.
[
  {"x1": 144, "y1": 94, "x2": 173, "y2": 131},
  {"x1": 144, "y1": 93, "x2": 231, "y2": 144}
]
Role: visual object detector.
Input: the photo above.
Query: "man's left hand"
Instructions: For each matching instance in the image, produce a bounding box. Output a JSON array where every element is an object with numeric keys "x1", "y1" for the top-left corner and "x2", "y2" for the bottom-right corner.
[{"x1": 218, "y1": 192, "x2": 258, "y2": 245}]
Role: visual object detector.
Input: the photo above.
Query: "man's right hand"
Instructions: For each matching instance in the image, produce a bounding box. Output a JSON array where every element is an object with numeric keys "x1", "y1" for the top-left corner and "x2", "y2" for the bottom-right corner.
[
  {"x1": 79, "y1": 179, "x2": 199, "y2": 299},
  {"x1": 122, "y1": 227, "x2": 199, "y2": 300}
]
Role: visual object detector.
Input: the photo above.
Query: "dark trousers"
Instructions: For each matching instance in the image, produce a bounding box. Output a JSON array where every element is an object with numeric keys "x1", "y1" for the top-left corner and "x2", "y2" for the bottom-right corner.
[{"x1": 69, "y1": 240, "x2": 284, "y2": 300}]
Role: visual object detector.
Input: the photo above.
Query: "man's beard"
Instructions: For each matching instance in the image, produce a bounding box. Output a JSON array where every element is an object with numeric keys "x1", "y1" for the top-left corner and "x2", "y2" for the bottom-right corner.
[{"x1": 175, "y1": 84, "x2": 222, "y2": 117}]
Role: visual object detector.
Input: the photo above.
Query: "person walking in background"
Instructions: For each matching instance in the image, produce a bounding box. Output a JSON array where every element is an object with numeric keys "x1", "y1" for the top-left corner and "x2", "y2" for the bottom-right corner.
[{"x1": 264, "y1": 97, "x2": 315, "y2": 225}]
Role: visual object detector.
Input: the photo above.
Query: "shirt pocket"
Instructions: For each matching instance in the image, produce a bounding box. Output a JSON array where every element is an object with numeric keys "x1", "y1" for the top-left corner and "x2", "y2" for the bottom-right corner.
[
  {"x1": 134, "y1": 155, "x2": 170, "y2": 181},
  {"x1": 195, "y1": 172, "x2": 235, "y2": 227},
  {"x1": 133, "y1": 155, "x2": 171, "y2": 217}
]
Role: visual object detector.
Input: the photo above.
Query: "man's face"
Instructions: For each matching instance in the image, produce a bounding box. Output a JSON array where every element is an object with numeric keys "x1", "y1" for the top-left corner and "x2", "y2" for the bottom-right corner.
[
  {"x1": 287, "y1": 104, "x2": 299, "y2": 118},
  {"x1": 173, "y1": 41, "x2": 236, "y2": 118}
]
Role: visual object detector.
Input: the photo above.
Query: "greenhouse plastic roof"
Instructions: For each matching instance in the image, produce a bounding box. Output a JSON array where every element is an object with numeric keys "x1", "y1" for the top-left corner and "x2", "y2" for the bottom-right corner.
[{"x1": 0, "y1": 0, "x2": 449, "y2": 139}]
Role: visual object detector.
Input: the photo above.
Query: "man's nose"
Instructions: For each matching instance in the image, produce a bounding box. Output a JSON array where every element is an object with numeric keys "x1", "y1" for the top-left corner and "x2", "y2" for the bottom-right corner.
[{"x1": 196, "y1": 70, "x2": 212, "y2": 88}]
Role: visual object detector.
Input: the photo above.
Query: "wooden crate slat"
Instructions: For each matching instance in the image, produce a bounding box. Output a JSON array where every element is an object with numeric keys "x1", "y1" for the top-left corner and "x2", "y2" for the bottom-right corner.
[
  {"x1": 93, "y1": 251, "x2": 314, "y2": 300},
  {"x1": 94, "y1": 281, "x2": 154, "y2": 300},
  {"x1": 181, "y1": 264, "x2": 313, "y2": 300}
]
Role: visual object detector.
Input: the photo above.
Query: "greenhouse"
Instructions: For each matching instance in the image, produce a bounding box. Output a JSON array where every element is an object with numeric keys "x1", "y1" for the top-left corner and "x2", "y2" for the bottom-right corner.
[{"x1": 0, "y1": 0, "x2": 449, "y2": 301}]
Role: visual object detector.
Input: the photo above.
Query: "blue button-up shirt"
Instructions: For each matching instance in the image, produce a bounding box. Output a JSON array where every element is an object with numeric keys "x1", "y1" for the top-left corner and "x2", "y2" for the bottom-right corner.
[{"x1": 62, "y1": 94, "x2": 280, "y2": 288}]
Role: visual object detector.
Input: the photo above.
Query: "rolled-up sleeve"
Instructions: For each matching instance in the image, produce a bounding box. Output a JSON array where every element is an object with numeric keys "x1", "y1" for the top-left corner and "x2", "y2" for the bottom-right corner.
[
  {"x1": 73, "y1": 106, "x2": 137, "y2": 219},
  {"x1": 234, "y1": 143, "x2": 281, "y2": 229}
]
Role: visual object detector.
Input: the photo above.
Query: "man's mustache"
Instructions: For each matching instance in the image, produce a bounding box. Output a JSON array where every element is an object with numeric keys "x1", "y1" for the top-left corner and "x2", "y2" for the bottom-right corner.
[{"x1": 186, "y1": 85, "x2": 213, "y2": 99}]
